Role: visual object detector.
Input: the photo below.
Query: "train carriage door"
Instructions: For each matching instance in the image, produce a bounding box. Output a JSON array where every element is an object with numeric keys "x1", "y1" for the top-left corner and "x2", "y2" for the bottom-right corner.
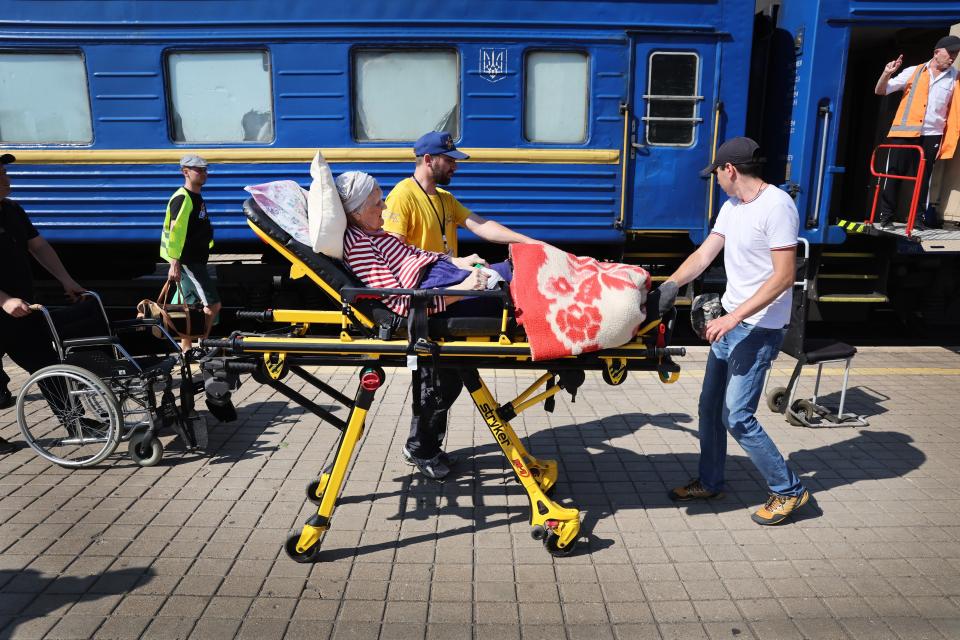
[{"x1": 628, "y1": 37, "x2": 718, "y2": 235}]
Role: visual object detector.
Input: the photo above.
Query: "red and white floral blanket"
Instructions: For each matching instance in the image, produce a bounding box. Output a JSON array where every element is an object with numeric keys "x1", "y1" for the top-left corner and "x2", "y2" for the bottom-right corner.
[{"x1": 510, "y1": 244, "x2": 651, "y2": 361}]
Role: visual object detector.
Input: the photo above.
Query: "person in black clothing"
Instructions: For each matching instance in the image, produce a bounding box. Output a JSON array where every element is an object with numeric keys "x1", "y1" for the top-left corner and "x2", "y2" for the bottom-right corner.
[
  {"x1": 160, "y1": 154, "x2": 219, "y2": 351},
  {"x1": 0, "y1": 153, "x2": 85, "y2": 455}
]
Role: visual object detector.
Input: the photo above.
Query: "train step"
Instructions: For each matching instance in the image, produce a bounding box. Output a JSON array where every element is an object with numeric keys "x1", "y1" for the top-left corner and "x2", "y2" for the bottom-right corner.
[{"x1": 815, "y1": 292, "x2": 889, "y2": 304}]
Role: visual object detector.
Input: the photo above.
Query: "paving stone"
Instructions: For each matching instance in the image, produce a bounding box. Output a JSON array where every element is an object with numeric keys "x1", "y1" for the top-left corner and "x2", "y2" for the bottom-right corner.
[
  {"x1": 5, "y1": 352, "x2": 960, "y2": 636},
  {"x1": 95, "y1": 616, "x2": 153, "y2": 639}
]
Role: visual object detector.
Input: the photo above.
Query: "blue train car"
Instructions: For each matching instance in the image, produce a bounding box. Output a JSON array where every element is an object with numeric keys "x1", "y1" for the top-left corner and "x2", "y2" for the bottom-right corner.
[
  {"x1": 753, "y1": 1, "x2": 960, "y2": 325},
  {"x1": 2, "y1": 0, "x2": 959, "y2": 325},
  {"x1": 0, "y1": 2, "x2": 753, "y2": 251}
]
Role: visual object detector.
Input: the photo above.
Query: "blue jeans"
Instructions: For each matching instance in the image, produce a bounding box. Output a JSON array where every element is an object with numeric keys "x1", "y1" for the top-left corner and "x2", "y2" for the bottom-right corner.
[{"x1": 698, "y1": 322, "x2": 804, "y2": 497}]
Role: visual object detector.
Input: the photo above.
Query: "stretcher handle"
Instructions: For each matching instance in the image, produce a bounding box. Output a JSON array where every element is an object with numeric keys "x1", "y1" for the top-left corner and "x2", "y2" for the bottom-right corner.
[
  {"x1": 236, "y1": 310, "x2": 274, "y2": 322},
  {"x1": 658, "y1": 346, "x2": 686, "y2": 357},
  {"x1": 340, "y1": 286, "x2": 509, "y2": 303}
]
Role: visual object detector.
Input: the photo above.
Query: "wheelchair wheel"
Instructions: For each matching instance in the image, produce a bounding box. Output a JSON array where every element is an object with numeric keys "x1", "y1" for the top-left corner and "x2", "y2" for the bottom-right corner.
[
  {"x1": 16, "y1": 364, "x2": 121, "y2": 468},
  {"x1": 128, "y1": 431, "x2": 164, "y2": 467},
  {"x1": 765, "y1": 386, "x2": 789, "y2": 413}
]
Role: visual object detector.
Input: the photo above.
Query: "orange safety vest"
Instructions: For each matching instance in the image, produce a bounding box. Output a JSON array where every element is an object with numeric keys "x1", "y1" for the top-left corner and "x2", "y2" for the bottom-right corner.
[{"x1": 888, "y1": 64, "x2": 960, "y2": 160}]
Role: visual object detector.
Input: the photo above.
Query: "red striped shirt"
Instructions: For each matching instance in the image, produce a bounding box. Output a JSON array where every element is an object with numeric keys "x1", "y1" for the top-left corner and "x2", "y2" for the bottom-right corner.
[{"x1": 343, "y1": 225, "x2": 446, "y2": 316}]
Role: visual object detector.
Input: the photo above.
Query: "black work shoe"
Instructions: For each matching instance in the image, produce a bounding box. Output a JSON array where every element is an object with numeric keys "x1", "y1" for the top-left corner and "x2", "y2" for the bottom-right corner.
[
  {"x1": 912, "y1": 218, "x2": 927, "y2": 232},
  {"x1": 0, "y1": 388, "x2": 13, "y2": 410},
  {"x1": 403, "y1": 446, "x2": 458, "y2": 468},
  {"x1": 406, "y1": 452, "x2": 450, "y2": 480},
  {"x1": 669, "y1": 478, "x2": 724, "y2": 502},
  {"x1": 751, "y1": 490, "x2": 810, "y2": 525},
  {"x1": 877, "y1": 213, "x2": 895, "y2": 229},
  {"x1": 0, "y1": 437, "x2": 18, "y2": 455}
]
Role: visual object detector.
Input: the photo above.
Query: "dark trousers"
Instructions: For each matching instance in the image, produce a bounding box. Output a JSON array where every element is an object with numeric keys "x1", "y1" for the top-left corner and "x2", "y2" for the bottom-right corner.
[
  {"x1": 0, "y1": 358, "x2": 9, "y2": 391},
  {"x1": 0, "y1": 315, "x2": 59, "y2": 379},
  {"x1": 406, "y1": 363, "x2": 464, "y2": 460},
  {"x1": 879, "y1": 134, "x2": 941, "y2": 223}
]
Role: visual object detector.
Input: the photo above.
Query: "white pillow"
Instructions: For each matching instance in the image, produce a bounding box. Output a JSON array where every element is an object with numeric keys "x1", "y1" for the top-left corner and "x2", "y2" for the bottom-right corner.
[
  {"x1": 244, "y1": 181, "x2": 310, "y2": 246},
  {"x1": 308, "y1": 150, "x2": 347, "y2": 259}
]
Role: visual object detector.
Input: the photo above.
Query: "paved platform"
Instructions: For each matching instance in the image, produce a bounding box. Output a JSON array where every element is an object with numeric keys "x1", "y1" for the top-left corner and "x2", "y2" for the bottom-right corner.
[{"x1": 2, "y1": 346, "x2": 960, "y2": 640}]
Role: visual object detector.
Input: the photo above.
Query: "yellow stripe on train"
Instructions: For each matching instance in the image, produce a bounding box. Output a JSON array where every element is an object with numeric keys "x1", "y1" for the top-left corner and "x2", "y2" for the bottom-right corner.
[{"x1": 6, "y1": 147, "x2": 620, "y2": 165}]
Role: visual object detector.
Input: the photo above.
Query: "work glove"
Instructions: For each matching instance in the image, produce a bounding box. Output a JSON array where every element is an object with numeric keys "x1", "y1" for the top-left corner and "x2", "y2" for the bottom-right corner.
[{"x1": 647, "y1": 280, "x2": 679, "y2": 318}]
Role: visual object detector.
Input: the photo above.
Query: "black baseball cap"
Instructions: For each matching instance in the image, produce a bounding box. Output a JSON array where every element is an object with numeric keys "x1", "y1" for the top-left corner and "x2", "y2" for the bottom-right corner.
[
  {"x1": 699, "y1": 137, "x2": 764, "y2": 178},
  {"x1": 935, "y1": 35, "x2": 960, "y2": 53},
  {"x1": 0, "y1": 154, "x2": 15, "y2": 165}
]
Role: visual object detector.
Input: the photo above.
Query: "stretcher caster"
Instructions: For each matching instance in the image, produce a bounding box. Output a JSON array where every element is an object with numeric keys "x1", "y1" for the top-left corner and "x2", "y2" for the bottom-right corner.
[
  {"x1": 305, "y1": 474, "x2": 330, "y2": 506},
  {"x1": 531, "y1": 525, "x2": 546, "y2": 540},
  {"x1": 766, "y1": 386, "x2": 789, "y2": 413},
  {"x1": 128, "y1": 431, "x2": 163, "y2": 467},
  {"x1": 285, "y1": 526, "x2": 326, "y2": 563},
  {"x1": 543, "y1": 530, "x2": 577, "y2": 557}
]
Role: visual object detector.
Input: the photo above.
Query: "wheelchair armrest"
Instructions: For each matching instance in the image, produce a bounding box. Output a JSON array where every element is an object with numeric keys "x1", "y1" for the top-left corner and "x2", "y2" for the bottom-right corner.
[
  {"x1": 111, "y1": 318, "x2": 162, "y2": 329},
  {"x1": 62, "y1": 336, "x2": 120, "y2": 349}
]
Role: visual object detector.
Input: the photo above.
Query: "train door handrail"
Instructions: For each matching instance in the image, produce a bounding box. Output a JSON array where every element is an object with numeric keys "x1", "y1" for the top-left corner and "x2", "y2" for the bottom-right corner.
[{"x1": 867, "y1": 144, "x2": 925, "y2": 238}]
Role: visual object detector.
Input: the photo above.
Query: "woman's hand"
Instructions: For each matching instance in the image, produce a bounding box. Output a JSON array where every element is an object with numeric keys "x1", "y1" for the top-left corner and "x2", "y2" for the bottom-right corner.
[
  {"x1": 451, "y1": 268, "x2": 488, "y2": 291},
  {"x1": 450, "y1": 254, "x2": 487, "y2": 270}
]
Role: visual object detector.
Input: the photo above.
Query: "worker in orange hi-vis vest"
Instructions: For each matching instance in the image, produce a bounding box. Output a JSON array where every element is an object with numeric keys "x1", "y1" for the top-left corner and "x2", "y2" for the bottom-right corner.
[{"x1": 874, "y1": 35, "x2": 960, "y2": 230}]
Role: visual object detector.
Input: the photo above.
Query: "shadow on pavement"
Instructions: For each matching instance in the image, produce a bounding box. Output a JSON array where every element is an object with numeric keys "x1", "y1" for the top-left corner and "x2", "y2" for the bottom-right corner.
[
  {"x1": 310, "y1": 410, "x2": 924, "y2": 560},
  {"x1": 0, "y1": 566, "x2": 154, "y2": 636}
]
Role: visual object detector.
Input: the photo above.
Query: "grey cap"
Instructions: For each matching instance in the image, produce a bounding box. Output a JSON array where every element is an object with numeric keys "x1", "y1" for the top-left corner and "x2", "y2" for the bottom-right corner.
[
  {"x1": 180, "y1": 154, "x2": 208, "y2": 168},
  {"x1": 0, "y1": 153, "x2": 15, "y2": 165},
  {"x1": 699, "y1": 136, "x2": 764, "y2": 178}
]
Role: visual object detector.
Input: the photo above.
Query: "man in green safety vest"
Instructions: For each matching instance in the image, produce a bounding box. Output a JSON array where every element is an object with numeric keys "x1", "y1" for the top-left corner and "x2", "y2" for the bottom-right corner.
[{"x1": 160, "y1": 154, "x2": 219, "y2": 351}]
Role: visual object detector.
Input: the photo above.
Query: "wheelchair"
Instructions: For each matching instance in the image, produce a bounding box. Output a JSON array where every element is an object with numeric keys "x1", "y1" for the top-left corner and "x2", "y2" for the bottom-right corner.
[{"x1": 14, "y1": 291, "x2": 207, "y2": 468}]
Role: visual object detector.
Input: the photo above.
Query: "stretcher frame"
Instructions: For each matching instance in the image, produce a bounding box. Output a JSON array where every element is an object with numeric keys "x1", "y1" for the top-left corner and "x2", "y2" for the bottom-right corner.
[{"x1": 201, "y1": 200, "x2": 686, "y2": 561}]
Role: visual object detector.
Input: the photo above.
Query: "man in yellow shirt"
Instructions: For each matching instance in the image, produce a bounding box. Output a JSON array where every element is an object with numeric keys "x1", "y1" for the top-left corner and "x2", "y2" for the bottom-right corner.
[
  {"x1": 383, "y1": 131, "x2": 540, "y2": 479},
  {"x1": 384, "y1": 131, "x2": 539, "y2": 254}
]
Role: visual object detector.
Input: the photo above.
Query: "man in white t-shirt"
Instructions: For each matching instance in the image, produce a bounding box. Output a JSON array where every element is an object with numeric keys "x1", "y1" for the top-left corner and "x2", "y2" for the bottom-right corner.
[{"x1": 657, "y1": 137, "x2": 809, "y2": 526}]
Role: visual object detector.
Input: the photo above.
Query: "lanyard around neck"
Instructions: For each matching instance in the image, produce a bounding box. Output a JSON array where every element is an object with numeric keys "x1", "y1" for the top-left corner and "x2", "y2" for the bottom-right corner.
[{"x1": 412, "y1": 177, "x2": 449, "y2": 253}]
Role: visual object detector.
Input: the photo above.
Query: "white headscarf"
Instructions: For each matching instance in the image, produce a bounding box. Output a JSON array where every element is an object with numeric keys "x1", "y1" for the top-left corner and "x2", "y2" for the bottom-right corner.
[{"x1": 335, "y1": 171, "x2": 377, "y2": 214}]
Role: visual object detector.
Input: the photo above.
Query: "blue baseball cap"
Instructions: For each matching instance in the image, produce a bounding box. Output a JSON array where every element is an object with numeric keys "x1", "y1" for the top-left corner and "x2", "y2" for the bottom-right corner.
[{"x1": 413, "y1": 131, "x2": 469, "y2": 160}]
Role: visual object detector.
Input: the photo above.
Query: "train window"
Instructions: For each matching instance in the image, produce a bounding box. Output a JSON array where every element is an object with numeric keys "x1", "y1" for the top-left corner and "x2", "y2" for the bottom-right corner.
[
  {"x1": 644, "y1": 52, "x2": 702, "y2": 146},
  {"x1": 166, "y1": 51, "x2": 274, "y2": 144},
  {"x1": 0, "y1": 52, "x2": 92, "y2": 144},
  {"x1": 353, "y1": 50, "x2": 459, "y2": 141},
  {"x1": 524, "y1": 51, "x2": 589, "y2": 143}
]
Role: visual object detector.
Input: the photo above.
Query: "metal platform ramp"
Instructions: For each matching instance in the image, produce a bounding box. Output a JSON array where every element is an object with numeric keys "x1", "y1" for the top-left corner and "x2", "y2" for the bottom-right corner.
[{"x1": 837, "y1": 219, "x2": 960, "y2": 253}]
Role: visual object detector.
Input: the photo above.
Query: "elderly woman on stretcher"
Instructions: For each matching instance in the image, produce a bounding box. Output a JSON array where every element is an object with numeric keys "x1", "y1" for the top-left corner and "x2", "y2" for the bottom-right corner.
[
  {"x1": 335, "y1": 171, "x2": 512, "y2": 319},
  {"x1": 334, "y1": 171, "x2": 671, "y2": 361}
]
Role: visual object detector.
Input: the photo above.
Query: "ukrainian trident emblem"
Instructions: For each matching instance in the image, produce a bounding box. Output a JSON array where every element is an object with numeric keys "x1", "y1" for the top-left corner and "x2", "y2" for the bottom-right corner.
[{"x1": 480, "y1": 48, "x2": 507, "y2": 83}]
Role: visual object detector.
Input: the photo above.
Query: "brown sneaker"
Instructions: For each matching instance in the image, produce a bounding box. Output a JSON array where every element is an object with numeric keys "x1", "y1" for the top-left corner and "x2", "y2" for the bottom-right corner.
[
  {"x1": 668, "y1": 478, "x2": 723, "y2": 502},
  {"x1": 751, "y1": 490, "x2": 810, "y2": 525}
]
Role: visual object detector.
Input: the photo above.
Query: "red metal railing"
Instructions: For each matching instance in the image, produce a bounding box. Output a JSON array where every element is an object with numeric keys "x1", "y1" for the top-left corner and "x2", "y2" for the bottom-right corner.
[{"x1": 868, "y1": 144, "x2": 925, "y2": 237}]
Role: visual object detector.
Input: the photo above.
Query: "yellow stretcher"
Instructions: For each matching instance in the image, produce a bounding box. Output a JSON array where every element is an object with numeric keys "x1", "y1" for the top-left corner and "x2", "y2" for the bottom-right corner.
[{"x1": 201, "y1": 199, "x2": 685, "y2": 562}]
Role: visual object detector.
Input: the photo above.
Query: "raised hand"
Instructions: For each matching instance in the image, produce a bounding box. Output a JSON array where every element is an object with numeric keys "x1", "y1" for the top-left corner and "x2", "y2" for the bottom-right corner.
[{"x1": 884, "y1": 55, "x2": 903, "y2": 76}]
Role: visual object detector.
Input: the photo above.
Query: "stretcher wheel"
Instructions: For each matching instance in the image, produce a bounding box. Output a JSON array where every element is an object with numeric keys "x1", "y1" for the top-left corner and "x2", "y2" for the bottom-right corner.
[
  {"x1": 285, "y1": 532, "x2": 324, "y2": 563},
  {"x1": 305, "y1": 475, "x2": 329, "y2": 506},
  {"x1": 658, "y1": 370, "x2": 680, "y2": 384},
  {"x1": 128, "y1": 431, "x2": 163, "y2": 466},
  {"x1": 543, "y1": 530, "x2": 577, "y2": 557},
  {"x1": 16, "y1": 364, "x2": 122, "y2": 468},
  {"x1": 766, "y1": 386, "x2": 789, "y2": 413}
]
